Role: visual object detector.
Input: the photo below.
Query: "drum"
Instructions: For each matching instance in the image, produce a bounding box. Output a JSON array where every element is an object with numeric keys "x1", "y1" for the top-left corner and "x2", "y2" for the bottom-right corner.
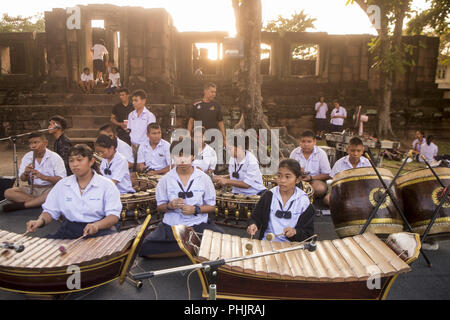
[
  {"x1": 330, "y1": 167, "x2": 403, "y2": 238},
  {"x1": 396, "y1": 167, "x2": 450, "y2": 240},
  {"x1": 120, "y1": 189, "x2": 159, "y2": 229}
]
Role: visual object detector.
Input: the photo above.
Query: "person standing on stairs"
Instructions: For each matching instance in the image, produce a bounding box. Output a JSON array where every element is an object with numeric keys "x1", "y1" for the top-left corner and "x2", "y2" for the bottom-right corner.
[{"x1": 110, "y1": 88, "x2": 133, "y2": 145}]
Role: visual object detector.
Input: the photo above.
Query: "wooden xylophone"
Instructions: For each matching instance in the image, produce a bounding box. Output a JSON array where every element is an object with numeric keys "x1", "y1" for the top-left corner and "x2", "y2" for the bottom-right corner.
[
  {"x1": 173, "y1": 225, "x2": 420, "y2": 300},
  {"x1": 0, "y1": 215, "x2": 151, "y2": 295}
]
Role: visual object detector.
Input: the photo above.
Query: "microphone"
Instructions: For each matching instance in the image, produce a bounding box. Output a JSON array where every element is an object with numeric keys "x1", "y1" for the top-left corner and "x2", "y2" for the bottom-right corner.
[
  {"x1": 1, "y1": 241, "x2": 25, "y2": 253},
  {"x1": 307, "y1": 235, "x2": 318, "y2": 252}
]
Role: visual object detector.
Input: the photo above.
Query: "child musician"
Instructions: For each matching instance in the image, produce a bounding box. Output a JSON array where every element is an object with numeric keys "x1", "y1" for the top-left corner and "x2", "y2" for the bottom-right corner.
[
  {"x1": 247, "y1": 159, "x2": 314, "y2": 242},
  {"x1": 213, "y1": 137, "x2": 266, "y2": 195},
  {"x1": 139, "y1": 137, "x2": 223, "y2": 258},
  {"x1": 192, "y1": 126, "x2": 217, "y2": 175},
  {"x1": 3, "y1": 133, "x2": 66, "y2": 212},
  {"x1": 136, "y1": 123, "x2": 171, "y2": 176},
  {"x1": 95, "y1": 135, "x2": 135, "y2": 194},
  {"x1": 25, "y1": 144, "x2": 122, "y2": 239}
]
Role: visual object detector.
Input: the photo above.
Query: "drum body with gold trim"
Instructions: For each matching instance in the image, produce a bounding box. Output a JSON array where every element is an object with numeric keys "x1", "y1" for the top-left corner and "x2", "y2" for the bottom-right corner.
[
  {"x1": 330, "y1": 167, "x2": 403, "y2": 238},
  {"x1": 396, "y1": 167, "x2": 450, "y2": 240},
  {"x1": 120, "y1": 189, "x2": 159, "y2": 229}
]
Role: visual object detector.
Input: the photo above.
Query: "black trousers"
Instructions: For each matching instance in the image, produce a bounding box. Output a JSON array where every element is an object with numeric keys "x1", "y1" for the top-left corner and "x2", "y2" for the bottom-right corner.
[
  {"x1": 45, "y1": 219, "x2": 117, "y2": 240},
  {"x1": 139, "y1": 220, "x2": 224, "y2": 257}
]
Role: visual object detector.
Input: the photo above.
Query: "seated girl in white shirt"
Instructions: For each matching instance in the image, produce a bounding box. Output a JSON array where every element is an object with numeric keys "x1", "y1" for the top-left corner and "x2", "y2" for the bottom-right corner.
[
  {"x1": 213, "y1": 137, "x2": 266, "y2": 196},
  {"x1": 95, "y1": 134, "x2": 135, "y2": 194},
  {"x1": 105, "y1": 66, "x2": 121, "y2": 94},
  {"x1": 25, "y1": 144, "x2": 122, "y2": 239},
  {"x1": 247, "y1": 159, "x2": 314, "y2": 242},
  {"x1": 419, "y1": 135, "x2": 438, "y2": 163},
  {"x1": 139, "y1": 137, "x2": 223, "y2": 258}
]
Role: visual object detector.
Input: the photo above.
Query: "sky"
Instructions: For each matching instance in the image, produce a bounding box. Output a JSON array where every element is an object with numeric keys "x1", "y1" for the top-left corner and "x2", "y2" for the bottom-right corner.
[{"x1": 0, "y1": 0, "x2": 430, "y2": 36}]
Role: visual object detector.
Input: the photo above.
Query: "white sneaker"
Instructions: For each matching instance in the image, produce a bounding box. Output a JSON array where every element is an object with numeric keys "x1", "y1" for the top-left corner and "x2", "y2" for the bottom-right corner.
[{"x1": 422, "y1": 241, "x2": 439, "y2": 251}]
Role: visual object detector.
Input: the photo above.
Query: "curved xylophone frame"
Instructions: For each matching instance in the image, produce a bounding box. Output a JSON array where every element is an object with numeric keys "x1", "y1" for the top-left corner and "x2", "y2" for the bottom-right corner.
[
  {"x1": 0, "y1": 215, "x2": 152, "y2": 296},
  {"x1": 172, "y1": 225, "x2": 421, "y2": 300}
]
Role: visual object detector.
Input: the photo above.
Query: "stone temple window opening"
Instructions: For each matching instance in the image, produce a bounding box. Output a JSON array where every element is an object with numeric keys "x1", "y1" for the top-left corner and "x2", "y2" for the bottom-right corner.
[
  {"x1": 91, "y1": 20, "x2": 105, "y2": 29},
  {"x1": 261, "y1": 43, "x2": 271, "y2": 75},
  {"x1": 290, "y1": 43, "x2": 319, "y2": 77},
  {"x1": 192, "y1": 42, "x2": 222, "y2": 75}
]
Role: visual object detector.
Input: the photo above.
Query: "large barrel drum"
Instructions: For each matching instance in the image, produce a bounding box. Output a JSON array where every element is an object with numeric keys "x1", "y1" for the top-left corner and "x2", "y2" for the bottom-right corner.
[
  {"x1": 396, "y1": 167, "x2": 450, "y2": 240},
  {"x1": 330, "y1": 167, "x2": 404, "y2": 238}
]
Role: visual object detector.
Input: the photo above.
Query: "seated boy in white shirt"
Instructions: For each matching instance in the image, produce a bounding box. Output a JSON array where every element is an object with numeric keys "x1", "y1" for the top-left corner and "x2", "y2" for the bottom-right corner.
[
  {"x1": 139, "y1": 137, "x2": 223, "y2": 258},
  {"x1": 99, "y1": 124, "x2": 134, "y2": 169},
  {"x1": 105, "y1": 66, "x2": 121, "y2": 94},
  {"x1": 136, "y1": 123, "x2": 171, "y2": 176},
  {"x1": 192, "y1": 126, "x2": 217, "y2": 175},
  {"x1": 25, "y1": 144, "x2": 121, "y2": 239},
  {"x1": 419, "y1": 135, "x2": 438, "y2": 164},
  {"x1": 79, "y1": 67, "x2": 94, "y2": 94},
  {"x1": 289, "y1": 130, "x2": 331, "y2": 198},
  {"x1": 3, "y1": 133, "x2": 67, "y2": 212},
  {"x1": 323, "y1": 137, "x2": 370, "y2": 206}
]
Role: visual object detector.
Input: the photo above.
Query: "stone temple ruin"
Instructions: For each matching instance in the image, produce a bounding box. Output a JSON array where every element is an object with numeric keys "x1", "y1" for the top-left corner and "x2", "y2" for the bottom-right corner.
[{"x1": 0, "y1": 4, "x2": 448, "y2": 145}]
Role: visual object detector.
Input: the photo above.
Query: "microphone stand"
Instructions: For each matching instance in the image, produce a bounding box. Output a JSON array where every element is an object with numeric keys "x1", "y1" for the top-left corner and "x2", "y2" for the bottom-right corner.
[
  {"x1": 131, "y1": 235, "x2": 317, "y2": 300},
  {"x1": 0, "y1": 127, "x2": 57, "y2": 188}
]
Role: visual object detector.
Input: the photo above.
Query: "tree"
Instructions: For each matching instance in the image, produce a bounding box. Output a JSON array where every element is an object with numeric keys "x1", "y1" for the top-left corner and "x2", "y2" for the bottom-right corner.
[
  {"x1": 232, "y1": 0, "x2": 297, "y2": 157},
  {"x1": 406, "y1": 0, "x2": 450, "y2": 65},
  {"x1": 348, "y1": 0, "x2": 413, "y2": 139},
  {"x1": 0, "y1": 13, "x2": 45, "y2": 33}
]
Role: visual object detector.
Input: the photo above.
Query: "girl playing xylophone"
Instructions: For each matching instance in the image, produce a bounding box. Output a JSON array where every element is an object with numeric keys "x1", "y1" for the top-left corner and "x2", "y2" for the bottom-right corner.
[
  {"x1": 247, "y1": 159, "x2": 315, "y2": 242},
  {"x1": 139, "y1": 137, "x2": 223, "y2": 258},
  {"x1": 25, "y1": 144, "x2": 122, "y2": 239}
]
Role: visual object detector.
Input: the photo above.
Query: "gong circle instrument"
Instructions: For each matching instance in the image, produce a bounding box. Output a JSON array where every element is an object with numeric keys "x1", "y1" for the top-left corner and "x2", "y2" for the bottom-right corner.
[
  {"x1": 130, "y1": 172, "x2": 162, "y2": 192},
  {"x1": 172, "y1": 225, "x2": 419, "y2": 300},
  {"x1": 330, "y1": 167, "x2": 403, "y2": 238},
  {"x1": 396, "y1": 167, "x2": 450, "y2": 240},
  {"x1": 0, "y1": 215, "x2": 151, "y2": 295},
  {"x1": 214, "y1": 191, "x2": 261, "y2": 228},
  {"x1": 120, "y1": 189, "x2": 159, "y2": 229}
]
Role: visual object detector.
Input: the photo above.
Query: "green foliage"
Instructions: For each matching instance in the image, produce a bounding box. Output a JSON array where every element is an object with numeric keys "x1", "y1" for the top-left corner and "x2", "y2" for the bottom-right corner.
[{"x1": 0, "y1": 13, "x2": 45, "y2": 33}]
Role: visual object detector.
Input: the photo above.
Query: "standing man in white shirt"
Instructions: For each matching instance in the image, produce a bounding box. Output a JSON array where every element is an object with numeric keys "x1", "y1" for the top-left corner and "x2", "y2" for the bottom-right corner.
[
  {"x1": 329, "y1": 99, "x2": 347, "y2": 133},
  {"x1": 136, "y1": 123, "x2": 171, "y2": 176},
  {"x1": 91, "y1": 39, "x2": 108, "y2": 84},
  {"x1": 3, "y1": 133, "x2": 67, "y2": 212},
  {"x1": 289, "y1": 130, "x2": 331, "y2": 199},
  {"x1": 314, "y1": 96, "x2": 328, "y2": 138}
]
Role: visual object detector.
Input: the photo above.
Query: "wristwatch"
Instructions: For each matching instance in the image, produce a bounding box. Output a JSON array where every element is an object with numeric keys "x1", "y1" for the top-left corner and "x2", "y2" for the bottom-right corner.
[{"x1": 194, "y1": 205, "x2": 201, "y2": 216}]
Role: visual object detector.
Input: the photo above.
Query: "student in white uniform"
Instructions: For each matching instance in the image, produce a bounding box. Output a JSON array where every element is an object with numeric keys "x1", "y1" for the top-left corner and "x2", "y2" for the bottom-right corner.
[
  {"x1": 139, "y1": 137, "x2": 223, "y2": 258},
  {"x1": 247, "y1": 159, "x2": 314, "y2": 242},
  {"x1": 25, "y1": 144, "x2": 121, "y2": 239},
  {"x1": 136, "y1": 123, "x2": 171, "y2": 176},
  {"x1": 99, "y1": 124, "x2": 134, "y2": 169},
  {"x1": 127, "y1": 89, "x2": 156, "y2": 147},
  {"x1": 95, "y1": 135, "x2": 135, "y2": 194},
  {"x1": 314, "y1": 96, "x2": 328, "y2": 137},
  {"x1": 329, "y1": 99, "x2": 347, "y2": 132},
  {"x1": 79, "y1": 67, "x2": 94, "y2": 94},
  {"x1": 3, "y1": 133, "x2": 67, "y2": 212},
  {"x1": 192, "y1": 126, "x2": 217, "y2": 175},
  {"x1": 419, "y1": 135, "x2": 438, "y2": 163},
  {"x1": 290, "y1": 130, "x2": 331, "y2": 198},
  {"x1": 214, "y1": 137, "x2": 266, "y2": 196},
  {"x1": 324, "y1": 137, "x2": 371, "y2": 206}
]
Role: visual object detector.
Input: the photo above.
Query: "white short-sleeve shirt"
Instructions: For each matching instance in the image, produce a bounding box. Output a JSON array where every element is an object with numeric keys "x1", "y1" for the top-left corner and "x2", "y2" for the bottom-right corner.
[
  {"x1": 228, "y1": 151, "x2": 266, "y2": 195},
  {"x1": 330, "y1": 106, "x2": 347, "y2": 126},
  {"x1": 156, "y1": 167, "x2": 216, "y2": 226},
  {"x1": 108, "y1": 72, "x2": 121, "y2": 87},
  {"x1": 192, "y1": 144, "x2": 217, "y2": 172},
  {"x1": 19, "y1": 149, "x2": 67, "y2": 186},
  {"x1": 264, "y1": 186, "x2": 311, "y2": 242},
  {"x1": 100, "y1": 151, "x2": 135, "y2": 194},
  {"x1": 81, "y1": 73, "x2": 93, "y2": 82},
  {"x1": 127, "y1": 107, "x2": 156, "y2": 146},
  {"x1": 412, "y1": 138, "x2": 425, "y2": 153},
  {"x1": 92, "y1": 44, "x2": 108, "y2": 60},
  {"x1": 137, "y1": 139, "x2": 171, "y2": 171},
  {"x1": 315, "y1": 102, "x2": 328, "y2": 119},
  {"x1": 419, "y1": 142, "x2": 438, "y2": 163},
  {"x1": 289, "y1": 146, "x2": 331, "y2": 177},
  {"x1": 329, "y1": 155, "x2": 371, "y2": 178},
  {"x1": 117, "y1": 138, "x2": 134, "y2": 164},
  {"x1": 42, "y1": 171, "x2": 122, "y2": 223}
]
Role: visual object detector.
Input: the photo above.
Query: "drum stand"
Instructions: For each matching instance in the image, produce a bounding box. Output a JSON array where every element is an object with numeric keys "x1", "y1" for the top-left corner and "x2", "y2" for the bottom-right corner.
[
  {"x1": 417, "y1": 156, "x2": 450, "y2": 254},
  {"x1": 361, "y1": 149, "x2": 432, "y2": 267}
]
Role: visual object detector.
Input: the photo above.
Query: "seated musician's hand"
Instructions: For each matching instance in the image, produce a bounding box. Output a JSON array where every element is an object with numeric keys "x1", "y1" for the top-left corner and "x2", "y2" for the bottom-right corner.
[
  {"x1": 31, "y1": 169, "x2": 44, "y2": 180},
  {"x1": 181, "y1": 205, "x2": 195, "y2": 215},
  {"x1": 24, "y1": 164, "x2": 33, "y2": 175},
  {"x1": 83, "y1": 223, "x2": 99, "y2": 236},
  {"x1": 26, "y1": 220, "x2": 41, "y2": 233},
  {"x1": 283, "y1": 227, "x2": 296, "y2": 238},
  {"x1": 169, "y1": 198, "x2": 184, "y2": 209},
  {"x1": 247, "y1": 224, "x2": 258, "y2": 236}
]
